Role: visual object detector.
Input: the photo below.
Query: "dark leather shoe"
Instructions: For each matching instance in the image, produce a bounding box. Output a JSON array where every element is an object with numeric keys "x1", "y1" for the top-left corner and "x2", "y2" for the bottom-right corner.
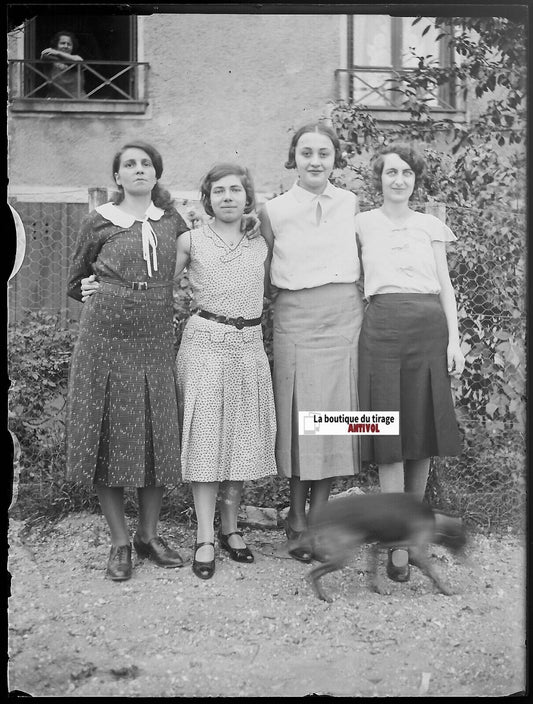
[
  {"x1": 106, "y1": 544, "x2": 132, "y2": 581},
  {"x1": 387, "y1": 548, "x2": 410, "y2": 582},
  {"x1": 133, "y1": 535, "x2": 184, "y2": 568},
  {"x1": 284, "y1": 518, "x2": 312, "y2": 563},
  {"x1": 218, "y1": 530, "x2": 254, "y2": 563},
  {"x1": 192, "y1": 541, "x2": 215, "y2": 580}
]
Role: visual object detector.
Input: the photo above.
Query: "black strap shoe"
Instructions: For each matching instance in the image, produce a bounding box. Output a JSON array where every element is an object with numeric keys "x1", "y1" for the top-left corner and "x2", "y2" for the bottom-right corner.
[
  {"x1": 106, "y1": 543, "x2": 132, "y2": 581},
  {"x1": 218, "y1": 530, "x2": 254, "y2": 563},
  {"x1": 133, "y1": 535, "x2": 184, "y2": 568},
  {"x1": 192, "y1": 541, "x2": 215, "y2": 580}
]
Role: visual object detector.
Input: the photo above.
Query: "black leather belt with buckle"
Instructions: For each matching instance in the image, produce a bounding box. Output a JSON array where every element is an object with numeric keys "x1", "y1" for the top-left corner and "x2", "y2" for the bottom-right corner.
[
  {"x1": 196, "y1": 309, "x2": 262, "y2": 330},
  {"x1": 98, "y1": 278, "x2": 172, "y2": 290}
]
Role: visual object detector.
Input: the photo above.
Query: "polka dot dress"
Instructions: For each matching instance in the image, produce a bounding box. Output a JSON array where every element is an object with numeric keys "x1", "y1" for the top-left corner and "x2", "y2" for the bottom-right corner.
[
  {"x1": 176, "y1": 224, "x2": 277, "y2": 482},
  {"x1": 66, "y1": 203, "x2": 188, "y2": 487}
]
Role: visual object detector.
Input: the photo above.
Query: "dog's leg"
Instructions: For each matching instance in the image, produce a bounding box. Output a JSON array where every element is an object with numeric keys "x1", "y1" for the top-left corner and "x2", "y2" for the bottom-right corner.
[
  {"x1": 307, "y1": 560, "x2": 345, "y2": 603},
  {"x1": 409, "y1": 545, "x2": 454, "y2": 595},
  {"x1": 307, "y1": 528, "x2": 358, "y2": 602},
  {"x1": 368, "y1": 544, "x2": 389, "y2": 595}
]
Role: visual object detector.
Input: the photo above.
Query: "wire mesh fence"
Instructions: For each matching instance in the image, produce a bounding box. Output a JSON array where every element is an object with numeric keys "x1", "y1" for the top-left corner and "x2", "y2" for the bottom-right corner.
[
  {"x1": 8, "y1": 195, "x2": 527, "y2": 532},
  {"x1": 8, "y1": 201, "x2": 87, "y2": 326},
  {"x1": 431, "y1": 202, "x2": 526, "y2": 533}
]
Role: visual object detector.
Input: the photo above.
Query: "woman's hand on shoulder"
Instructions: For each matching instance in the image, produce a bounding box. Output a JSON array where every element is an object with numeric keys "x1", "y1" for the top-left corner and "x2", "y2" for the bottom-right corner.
[
  {"x1": 447, "y1": 341, "x2": 465, "y2": 378},
  {"x1": 241, "y1": 212, "x2": 261, "y2": 239},
  {"x1": 81, "y1": 275, "x2": 100, "y2": 302}
]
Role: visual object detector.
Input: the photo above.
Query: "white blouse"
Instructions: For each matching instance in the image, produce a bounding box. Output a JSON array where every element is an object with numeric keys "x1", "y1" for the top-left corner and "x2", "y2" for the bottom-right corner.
[
  {"x1": 355, "y1": 208, "x2": 457, "y2": 298},
  {"x1": 265, "y1": 181, "x2": 360, "y2": 290}
]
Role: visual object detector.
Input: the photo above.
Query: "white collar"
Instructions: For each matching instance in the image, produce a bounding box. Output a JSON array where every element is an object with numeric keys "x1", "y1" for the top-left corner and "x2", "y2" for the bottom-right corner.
[
  {"x1": 96, "y1": 201, "x2": 164, "y2": 226},
  {"x1": 96, "y1": 201, "x2": 163, "y2": 277},
  {"x1": 291, "y1": 180, "x2": 337, "y2": 203}
]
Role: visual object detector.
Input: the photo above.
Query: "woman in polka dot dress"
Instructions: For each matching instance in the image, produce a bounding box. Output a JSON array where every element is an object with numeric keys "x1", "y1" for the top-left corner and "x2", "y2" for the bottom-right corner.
[
  {"x1": 174, "y1": 163, "x2": 277, "y2": 579},
  {"x1": 67, "y1": 142, "x2": 187, "y2": 581}
]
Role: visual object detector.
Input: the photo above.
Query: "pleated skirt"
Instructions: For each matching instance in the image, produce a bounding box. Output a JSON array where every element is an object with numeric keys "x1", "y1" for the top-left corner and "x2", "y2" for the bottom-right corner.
[
  {"x1": 176, "y1": 314, "x2": 277, "y2": 482},
  {"x1": 66, "y1": 283, "x2": 181, "y2": 487},
  {"x1": 273, "y1": 282, "x2": 364, "y2": 480},
  {"x1": 358, "y1": 293, "x2": 462, "y2": 464}
]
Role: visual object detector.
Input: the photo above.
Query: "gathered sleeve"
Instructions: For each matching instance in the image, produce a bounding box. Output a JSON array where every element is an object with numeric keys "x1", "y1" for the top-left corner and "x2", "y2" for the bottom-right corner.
[
  {"x1": 67, "y1": 212, "x2": 106, "y2": 302},
  {"x1": 425, "y1": 213, "x2": 457, "y2": 243}
]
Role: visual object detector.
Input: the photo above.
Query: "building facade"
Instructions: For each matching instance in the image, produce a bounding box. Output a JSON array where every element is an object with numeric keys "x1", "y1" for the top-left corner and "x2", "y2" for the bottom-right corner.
[{"x1": 8, "y1": 10, "x2": 464, "y2": 203}]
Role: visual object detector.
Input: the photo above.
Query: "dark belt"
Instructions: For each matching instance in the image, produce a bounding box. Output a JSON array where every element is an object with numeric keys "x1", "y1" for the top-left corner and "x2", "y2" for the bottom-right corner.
[
  {"x1": 195, "y1": 308, "x2": 262, "y2": 330},
  {"x1": 98, "y1": 277, "x2": 173, "y2": 290}
]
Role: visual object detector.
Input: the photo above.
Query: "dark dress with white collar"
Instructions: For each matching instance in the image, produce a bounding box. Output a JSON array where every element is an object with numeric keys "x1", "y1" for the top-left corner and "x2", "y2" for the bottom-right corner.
[{"x1": 66, "y1": 202, "x2": 188, "y2": 487}]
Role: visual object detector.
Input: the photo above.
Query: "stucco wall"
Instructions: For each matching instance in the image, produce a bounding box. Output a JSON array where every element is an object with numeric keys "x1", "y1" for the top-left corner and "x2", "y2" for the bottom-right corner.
[{"x1": 8, "y1": 13, "x2": 341, "y2": 200}]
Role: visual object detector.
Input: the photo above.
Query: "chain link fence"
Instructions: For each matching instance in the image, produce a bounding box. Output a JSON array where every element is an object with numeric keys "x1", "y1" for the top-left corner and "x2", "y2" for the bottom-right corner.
[
  {"x1": 8, "y1": 195, "x2": 526, "y2": 532},
  {"x1": 427, "y1": 202, "x2": 526, "y2": 532}
]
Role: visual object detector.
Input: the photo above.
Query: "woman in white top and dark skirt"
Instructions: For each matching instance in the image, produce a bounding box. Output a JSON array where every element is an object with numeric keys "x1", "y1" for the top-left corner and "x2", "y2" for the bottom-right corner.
[
  {"x1": 259, "y1": 123, "x2": 364, "y2": 562},
  {"x1": 355, "y1": 142, "x2": 464, "y2": 583}
]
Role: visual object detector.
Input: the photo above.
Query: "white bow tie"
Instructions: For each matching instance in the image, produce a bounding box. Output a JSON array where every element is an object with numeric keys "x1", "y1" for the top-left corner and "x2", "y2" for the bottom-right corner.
[{"x1": 141, "y1": 218, "x2": 158, "y2": 277}]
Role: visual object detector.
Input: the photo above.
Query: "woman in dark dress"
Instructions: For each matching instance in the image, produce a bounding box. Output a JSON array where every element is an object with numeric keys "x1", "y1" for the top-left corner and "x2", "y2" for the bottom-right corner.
[{"x1": 66, "y1": 141, "x2": 187, "y2": 581}]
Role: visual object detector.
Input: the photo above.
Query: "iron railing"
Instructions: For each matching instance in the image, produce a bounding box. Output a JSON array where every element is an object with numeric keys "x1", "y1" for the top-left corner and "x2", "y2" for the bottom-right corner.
[
  {"x1": 335, "y1": 67, "x2": 462, "y2": 112},
  {"x1": 8, "y1": 59, "x2": 149, "y2": 102}
]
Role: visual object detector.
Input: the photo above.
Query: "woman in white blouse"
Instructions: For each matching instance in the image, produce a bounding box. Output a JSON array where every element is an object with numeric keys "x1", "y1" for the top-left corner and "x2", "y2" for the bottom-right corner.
[
  {"x1": 355, "y1": 142, "x2": 465, "y2": 583},
  {"x1": 259, "y1": 123, "x2": 364, "y2": 562}
]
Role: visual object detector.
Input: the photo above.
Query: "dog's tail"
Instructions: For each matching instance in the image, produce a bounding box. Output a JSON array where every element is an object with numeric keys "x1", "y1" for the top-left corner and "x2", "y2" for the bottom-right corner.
[{"x1": 433, "y1": 511, "x2": 468, "y2": 556}]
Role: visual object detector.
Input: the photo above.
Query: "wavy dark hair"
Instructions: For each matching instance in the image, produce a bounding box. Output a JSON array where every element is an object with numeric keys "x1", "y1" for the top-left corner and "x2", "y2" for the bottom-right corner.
[
  {"x1": 111, "y1": 141, "x2": 174, "y2": 212},
  {"x1": 200, "y1": 162, "x2": 256, "y2": 218},
  {"x1": 285, "y1": 122, "x2": 347, "y2": 170},
  {"x1": 50, "y1": 30, "x2": 79, "y2": 52},
  {"x1": 371, "y1": 142, "x2": 426, "y2": 193}
]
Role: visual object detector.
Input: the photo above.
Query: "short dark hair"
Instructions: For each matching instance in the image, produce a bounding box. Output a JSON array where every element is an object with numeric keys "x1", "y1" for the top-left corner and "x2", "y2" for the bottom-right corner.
[
  {"x1": 285, "y1": 122, "x2": 347, "y2": 170},
  {"x1": 50, "y1": 30, "x2": 78, "y2": 52},
  {"x1": 371, "y1": 142, "x2": 426, "y2": 193},
  {"x1": 111, "y1": 141, "x2": 174, "y2": 211},
  {"x1": 200, "y1": 163, "x2": 256, "y2": 218}
]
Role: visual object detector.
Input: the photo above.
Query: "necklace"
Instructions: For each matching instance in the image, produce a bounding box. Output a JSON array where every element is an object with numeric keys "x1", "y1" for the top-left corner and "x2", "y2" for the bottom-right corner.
[{"x1": 208, "y1": 224, "x2": 244, "y2": 250}]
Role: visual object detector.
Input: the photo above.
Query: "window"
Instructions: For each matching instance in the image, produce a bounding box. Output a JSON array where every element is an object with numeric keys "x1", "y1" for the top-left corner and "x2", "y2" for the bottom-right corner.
[
  {"x1": 337, "y1": 16, "x2": 461, "y2": 115},
  {"x1": 9, "y1": 13, "x2": 148, "y2": 113}
]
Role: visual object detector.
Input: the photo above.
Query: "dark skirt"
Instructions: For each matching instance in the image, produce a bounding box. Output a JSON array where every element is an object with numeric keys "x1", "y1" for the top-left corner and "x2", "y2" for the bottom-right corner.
[
  {"x1": 66, "y1": 282, "x2": 181, "y2": 487},
  {"x1": 358, "y1": 293, "x2": 461, "y2": 464},
  {"x1": 273, "y1": 282, "x2": 364, "y2": 480}
]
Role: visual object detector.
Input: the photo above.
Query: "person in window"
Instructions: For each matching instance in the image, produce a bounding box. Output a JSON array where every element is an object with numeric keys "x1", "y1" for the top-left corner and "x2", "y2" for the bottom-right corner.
[
  {"x1": 66, "y1": 141, "x2": 187, "y2": 581},
  {"x1": 40, "y1": 30, "x2": 86, "y2": 98},
  {"x1": 355, "y1": 142, "x2": 464, "y2": 583}
]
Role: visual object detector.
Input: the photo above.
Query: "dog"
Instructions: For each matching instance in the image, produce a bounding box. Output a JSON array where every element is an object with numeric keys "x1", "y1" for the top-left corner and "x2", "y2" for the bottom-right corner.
[{"x1": 306, "y1": 492, "x2": 467, "y2": 602}]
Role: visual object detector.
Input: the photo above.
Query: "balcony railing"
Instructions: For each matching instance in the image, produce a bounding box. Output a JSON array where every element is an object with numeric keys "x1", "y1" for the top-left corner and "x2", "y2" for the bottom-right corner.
[
  {"x1": 335, "y1": 67, "x2": 463, "y2": 115},
  {"x1": 8, "y1": 59, "x2": 149, "y2": 113}
]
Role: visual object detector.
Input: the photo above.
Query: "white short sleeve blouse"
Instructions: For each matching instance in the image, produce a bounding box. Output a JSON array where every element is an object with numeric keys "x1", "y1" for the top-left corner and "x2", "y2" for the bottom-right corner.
[{"x1": 355, "y1": 208, "x2": 457, "y2": 298}]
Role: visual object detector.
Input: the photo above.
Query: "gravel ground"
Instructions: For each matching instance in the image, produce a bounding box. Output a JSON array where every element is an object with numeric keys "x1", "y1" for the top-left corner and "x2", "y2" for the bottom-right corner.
[{"x1": 7, "y1": 512, "x2": 526, "y2": 697}]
